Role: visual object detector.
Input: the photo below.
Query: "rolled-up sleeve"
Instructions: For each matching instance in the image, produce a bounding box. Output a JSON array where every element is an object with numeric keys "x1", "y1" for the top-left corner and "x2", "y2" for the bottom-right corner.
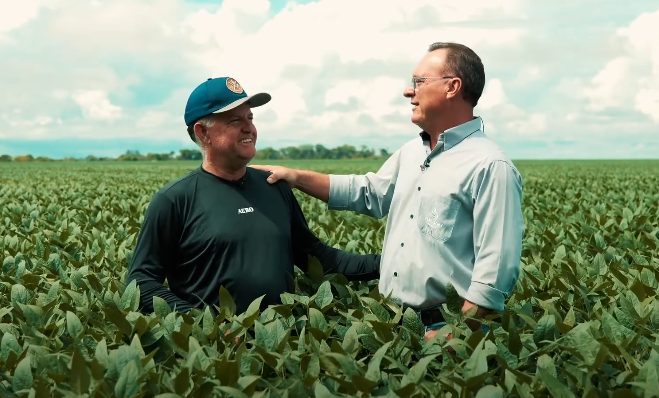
[
  {"x1": 466, "y1": 160, "x2": 525, "y2": 312},
  {"x1": 327, "y1": 150, "x2": 401, "y2": 219}
]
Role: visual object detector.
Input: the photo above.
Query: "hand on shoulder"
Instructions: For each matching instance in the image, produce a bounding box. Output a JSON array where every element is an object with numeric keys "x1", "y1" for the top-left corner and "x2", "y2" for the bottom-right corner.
[{"x1": 249, "y1": 164, "x2": 299, "y2": 187}]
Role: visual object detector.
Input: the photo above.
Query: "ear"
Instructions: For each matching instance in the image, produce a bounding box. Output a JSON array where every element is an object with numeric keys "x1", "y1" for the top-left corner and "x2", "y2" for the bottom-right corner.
[
  {"x1": 193, "y1": 123, "x2": 210, "y2": 145},
  {"x1": 446, "y1": 77, "x2": 462, "y2": 99}
]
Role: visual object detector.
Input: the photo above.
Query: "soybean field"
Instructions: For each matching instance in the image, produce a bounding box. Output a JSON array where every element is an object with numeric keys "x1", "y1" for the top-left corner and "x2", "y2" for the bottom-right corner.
[{"x1": 1, "y1": 159, "x2": 659, "y2": 397}]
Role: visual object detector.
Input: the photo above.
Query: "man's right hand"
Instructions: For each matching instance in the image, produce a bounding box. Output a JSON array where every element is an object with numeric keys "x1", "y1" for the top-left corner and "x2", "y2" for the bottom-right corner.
[{"x1": 249, "y1": 165, "x2": 299, "y2": 187}]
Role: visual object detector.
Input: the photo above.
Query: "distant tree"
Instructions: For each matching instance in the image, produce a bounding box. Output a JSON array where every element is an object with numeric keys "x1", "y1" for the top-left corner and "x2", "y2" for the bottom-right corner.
[
  {"x1": 178, "y1": 149, "x2": 202, "y2": 161},
  {"x1": 146, "y1": 152, "x2": 174, "y2": 161},
  {"x1": 0, "y1": 154, "x2": 12, "y2": 162},
  {"x1": 13, "y1": 155, "x2": 34, "y2": 162},
  {"x1": 254, "y1": 147, "x2": 281, "y2": 159}
]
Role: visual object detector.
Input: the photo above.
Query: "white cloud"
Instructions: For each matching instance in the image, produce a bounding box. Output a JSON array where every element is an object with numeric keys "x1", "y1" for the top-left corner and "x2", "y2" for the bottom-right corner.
[
  {"x1": 182, "y1": 0, "x2": 527, "y2": 145},
  {"x1": 475, "y1": 78, "x2": 548, "y2": 137},
  {"x1": 477, "y1": 79, "x2": 506, "y2": 110},
  {"x1": 619, "y1": 9, "x2": 659, "y2": 124},
  {"x1": 71, "y1": 90, "x2": 122, "y2": 121},
  {"x1": 635, "y1": 89, "x2": 659, "y2": 123},
  {"x1": 324, "y1": 77, "x2": 405, "y2": 117},
  {"x1": 262, "y1": 82, "x2": 308, "y2": 125},
  {"x1": 0, "y1": 0, "x2": 658, "y2": 159},
  {"x1": 0, "y1": 0, "x2": 58, "y2": 33},
  {"x1": 582, "y1": 57, "x2": 634, "y2": 111},
  {"x1": 580, "y1": 9, "x2": 659, "y2": 123}
]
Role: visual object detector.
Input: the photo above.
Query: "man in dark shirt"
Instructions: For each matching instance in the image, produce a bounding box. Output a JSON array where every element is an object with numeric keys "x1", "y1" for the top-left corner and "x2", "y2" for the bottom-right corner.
[{"x1": 125, "y1": 77, "x2": 380, "y2": 316}]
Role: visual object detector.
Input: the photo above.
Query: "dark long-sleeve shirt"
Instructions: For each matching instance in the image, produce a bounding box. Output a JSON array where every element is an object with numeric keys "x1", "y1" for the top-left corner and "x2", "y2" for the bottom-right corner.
[{"x1": 125, "y1": 166, "x2": 380, "y2": 315}]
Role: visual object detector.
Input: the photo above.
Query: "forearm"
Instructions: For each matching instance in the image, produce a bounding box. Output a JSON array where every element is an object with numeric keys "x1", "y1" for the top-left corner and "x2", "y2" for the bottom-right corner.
[
  {"x1": 461, "y1": 300, "x2": 495, "y2": 331},
  {"x1": 127, "y1": 271, "x2": 195, "y2": 314},
  {"x1": 311, "y1": 244, "x2": 381, "y2": 281},
  {"x1": 293, "y1": 170, "x2": 330, "y2": 203}
]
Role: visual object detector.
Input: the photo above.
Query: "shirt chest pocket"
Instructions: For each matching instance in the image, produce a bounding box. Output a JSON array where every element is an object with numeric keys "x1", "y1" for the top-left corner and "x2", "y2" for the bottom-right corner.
[{"x1": 417, "y1": 194, "x2": 460, "y2": 242}]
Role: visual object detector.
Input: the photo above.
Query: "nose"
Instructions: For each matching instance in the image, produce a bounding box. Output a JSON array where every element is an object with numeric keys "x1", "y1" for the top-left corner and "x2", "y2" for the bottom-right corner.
[
  {"x1": 403, "y1": 85, "x2": 415, "y2": 98},
  {"x1": 242, "y1": 122, "x2": 257, "y2": 135}
]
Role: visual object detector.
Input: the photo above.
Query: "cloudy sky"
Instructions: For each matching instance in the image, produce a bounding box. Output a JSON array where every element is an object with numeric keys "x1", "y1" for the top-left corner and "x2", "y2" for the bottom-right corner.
[{"x1": 1, "y1": 0, "x2": 658, "y2": 159}]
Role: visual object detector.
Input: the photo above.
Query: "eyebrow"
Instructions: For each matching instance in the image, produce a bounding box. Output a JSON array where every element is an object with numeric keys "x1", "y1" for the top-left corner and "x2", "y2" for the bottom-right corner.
[{"x1": 229, "y1": 113, "x2": 253, "y2": 120}]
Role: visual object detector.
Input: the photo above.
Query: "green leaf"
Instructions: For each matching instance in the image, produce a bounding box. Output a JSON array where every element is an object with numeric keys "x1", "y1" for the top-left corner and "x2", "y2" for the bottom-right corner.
[
  {"x1": 314, "y1": 281, "x2": 333, "y2": 309},
  {"x1": 475, "y1": 385, "x2": 504, "y2": 398},
  {"x1": 10, "y1": 284, "x2": 30, "y2": 306},
  {"x1": 1, "y1": 332, "x2": 21, "y2": 363},
  {"x1": 537, "y1": 367, "x2": 575, "y2": 398},
  {"x1": 219, "y1": 286, "x2": 236, "y2": 318},
  {"x1": 307, "y1": 256, "x2": 325, "y2": 283},
  {"x1": 400, "y1": 354, "x2": 440, "y2": 386},
  {"x1": 69, "y1": 347, "x2": 91, "y2": 395},
  {"x1": 66, "y1": 310, "x2": 84, "y2": 338},
  {"x1": 533, "y1": 314, "x2": 558, "y2": 346},
  {"x1": 309, "y1": 308, "x2": 327, "y2": 331},
  {"x1": 601, "y1": 310, "x2": 630, "y2": 347},
  {"x1": 402, "y1": 308, "x2": 425, "y2": 337},
  {"x1": 255, "y1": 319, "x2": 287, "y2": 352},
  {"x1": 216, "y1": 386, "x2": 252, "y2": 398},
  {"x1": 153, "y1": 296, "x2": 171, "y2": 318},
  {"x1": 120, "y1": 279, "x2": 140, "y2": 311},
  {"x1": 12, "y1": 355, "x2": 33, "y2": 392},
  {"x1": 242, "y1": 295, "x2": 265, "y2": 328},
  {"x1": 341, "y1": 324, "x2": 360, "y2": 356},
  {"x1": 445, "y1": 283, "x2": 462, "y2": 313},
  {"x1": 365, "y1": 341, "x2": 393, "y2": 382},
  {"x1": 114, "y1": 360, "x2": 140, "y2": 398},
  {"x1": 464, "y1": 339, "x2": 497, "y2": 380},
  {"x1": 314, "y1": 382, "x2": 342, "y2": 398}
]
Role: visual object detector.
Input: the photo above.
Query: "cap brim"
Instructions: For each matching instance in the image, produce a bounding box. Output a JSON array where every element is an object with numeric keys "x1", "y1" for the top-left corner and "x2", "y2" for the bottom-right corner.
[{"x1": 212, "y1": 92, "x2": 272, "y2": 114}]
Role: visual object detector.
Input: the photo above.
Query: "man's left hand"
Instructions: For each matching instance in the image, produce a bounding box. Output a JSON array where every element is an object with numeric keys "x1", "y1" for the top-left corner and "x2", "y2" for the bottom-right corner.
[
  {"x1": 424, "y1": 329, "x2": 451, "y2": 342},
  {"x1": 423, "y1": 300, "x2": 493, "y2": 345},
  {"x1": 461, "y1": 300, "x2": 494, "y2": 331}
]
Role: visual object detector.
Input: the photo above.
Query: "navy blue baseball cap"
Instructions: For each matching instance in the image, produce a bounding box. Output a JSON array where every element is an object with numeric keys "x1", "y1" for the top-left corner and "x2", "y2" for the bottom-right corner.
[{"x1": 184, "y1": 77, "x2": 271, "y2": 136}]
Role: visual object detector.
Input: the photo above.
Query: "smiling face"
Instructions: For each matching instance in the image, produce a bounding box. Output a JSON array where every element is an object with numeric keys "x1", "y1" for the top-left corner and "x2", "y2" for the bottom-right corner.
[
  {"x1": 193, "y1": 102, "x2": 258, "y2": 168},
  {"x1": 403, "y1": 48, "x2": 461, "y2": 131}
]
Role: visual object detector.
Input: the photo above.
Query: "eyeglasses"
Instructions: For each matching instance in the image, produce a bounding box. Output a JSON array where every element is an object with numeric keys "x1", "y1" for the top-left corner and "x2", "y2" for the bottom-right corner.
[{"x1": 411, "y1": 76, "x2": 455, "y2": 91}]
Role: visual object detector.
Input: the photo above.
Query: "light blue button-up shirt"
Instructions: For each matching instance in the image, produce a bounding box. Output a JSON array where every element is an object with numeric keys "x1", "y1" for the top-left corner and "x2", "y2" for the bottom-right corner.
[{"x1": 327, "y1": 117, "x2": 525, "y2": 312}]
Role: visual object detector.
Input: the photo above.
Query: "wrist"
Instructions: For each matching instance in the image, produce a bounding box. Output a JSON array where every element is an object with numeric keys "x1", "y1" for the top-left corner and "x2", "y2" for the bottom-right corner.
[{"x1": 290, "y1": 170, "x2": 301, "y2": 189}]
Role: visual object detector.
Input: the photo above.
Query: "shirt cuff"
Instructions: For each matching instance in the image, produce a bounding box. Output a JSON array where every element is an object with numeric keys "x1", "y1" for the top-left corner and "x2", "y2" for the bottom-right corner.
[
  {"x1": 328, "y1": 174, "x2": 351, "y2": 210},
  {"x1": 464, "y1": 281, "x2": 506, "y2": 312}
]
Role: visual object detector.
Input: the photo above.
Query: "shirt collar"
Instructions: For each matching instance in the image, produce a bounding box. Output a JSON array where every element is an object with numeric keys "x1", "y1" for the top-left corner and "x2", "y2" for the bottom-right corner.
[{"x1": 419, "y1": 116, "x2": 484, "y2": 151}]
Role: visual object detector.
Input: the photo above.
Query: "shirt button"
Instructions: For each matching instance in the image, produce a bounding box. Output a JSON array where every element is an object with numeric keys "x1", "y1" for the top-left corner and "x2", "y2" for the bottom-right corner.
[
  {"x1": 410, "y1": 214, "x2": 414, "y2": 219},
  {"x1": 418, "y1": 187, "x2": 421, "y2": 191},
  {"x1": 394, "y1": 272, "x2": 398, "y2": 277},
  {"x1": 401, "y1": 242, "x2": 404, "y2": 247}
]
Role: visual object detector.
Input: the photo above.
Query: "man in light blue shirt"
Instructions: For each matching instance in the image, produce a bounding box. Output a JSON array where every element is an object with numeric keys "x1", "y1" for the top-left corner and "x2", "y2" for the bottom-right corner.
[{"x1": 251, "y1": 42, "x2": 525, "y2": 342}]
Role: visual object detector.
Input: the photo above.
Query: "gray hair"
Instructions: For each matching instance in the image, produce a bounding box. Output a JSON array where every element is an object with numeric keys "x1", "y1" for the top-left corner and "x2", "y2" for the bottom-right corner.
[
  {"x1": 187, "y1": 115, "x2": 217, "y2": 149},
  {"x1": 427, "y1": 42, "x2": 485, "y2": 107}
]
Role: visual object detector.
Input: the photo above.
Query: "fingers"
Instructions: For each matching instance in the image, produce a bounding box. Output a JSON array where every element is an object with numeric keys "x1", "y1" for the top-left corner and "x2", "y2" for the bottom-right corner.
[
  {"x1": 424, "y1": 330, "x2": 438, "y2": 342},
  {"x1": 249, "y1": 164, "x2": 272, "y2": 171}
]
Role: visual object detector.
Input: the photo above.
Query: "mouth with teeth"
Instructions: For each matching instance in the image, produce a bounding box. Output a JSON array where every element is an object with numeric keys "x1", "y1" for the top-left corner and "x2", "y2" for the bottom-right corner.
[{"x1": 240, "y1": 138, "x2": 254, "y2": 144}]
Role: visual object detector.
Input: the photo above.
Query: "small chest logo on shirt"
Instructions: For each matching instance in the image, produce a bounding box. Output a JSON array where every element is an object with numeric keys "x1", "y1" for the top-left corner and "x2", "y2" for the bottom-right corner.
[
  {"x1": 425, "y1": 208, "x2": 442, "y2": 230},
  {"x1": 238, "y1": 207, "x2": 254, "y2": 214}
]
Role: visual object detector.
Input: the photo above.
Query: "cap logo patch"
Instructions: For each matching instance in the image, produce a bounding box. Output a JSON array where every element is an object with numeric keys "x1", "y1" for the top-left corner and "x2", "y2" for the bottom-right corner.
[{"x1": 226, "y1": 78, "x2": 244, "y2": 94}]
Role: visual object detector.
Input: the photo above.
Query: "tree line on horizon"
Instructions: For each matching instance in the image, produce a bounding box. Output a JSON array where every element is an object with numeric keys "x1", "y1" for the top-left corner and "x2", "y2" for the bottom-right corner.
[{"x1": 0, "y1": 144, "x2": 391, "y2": 162}]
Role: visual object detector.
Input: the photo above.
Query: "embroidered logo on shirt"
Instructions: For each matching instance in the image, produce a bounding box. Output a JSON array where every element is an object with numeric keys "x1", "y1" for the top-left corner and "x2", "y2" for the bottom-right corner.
[
  {"x1": 425, "y1": 208, "x2": 443, "y2": 230},
  {"x1": 238, "y1": 207, "x2": 254, "y2": 214}
]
